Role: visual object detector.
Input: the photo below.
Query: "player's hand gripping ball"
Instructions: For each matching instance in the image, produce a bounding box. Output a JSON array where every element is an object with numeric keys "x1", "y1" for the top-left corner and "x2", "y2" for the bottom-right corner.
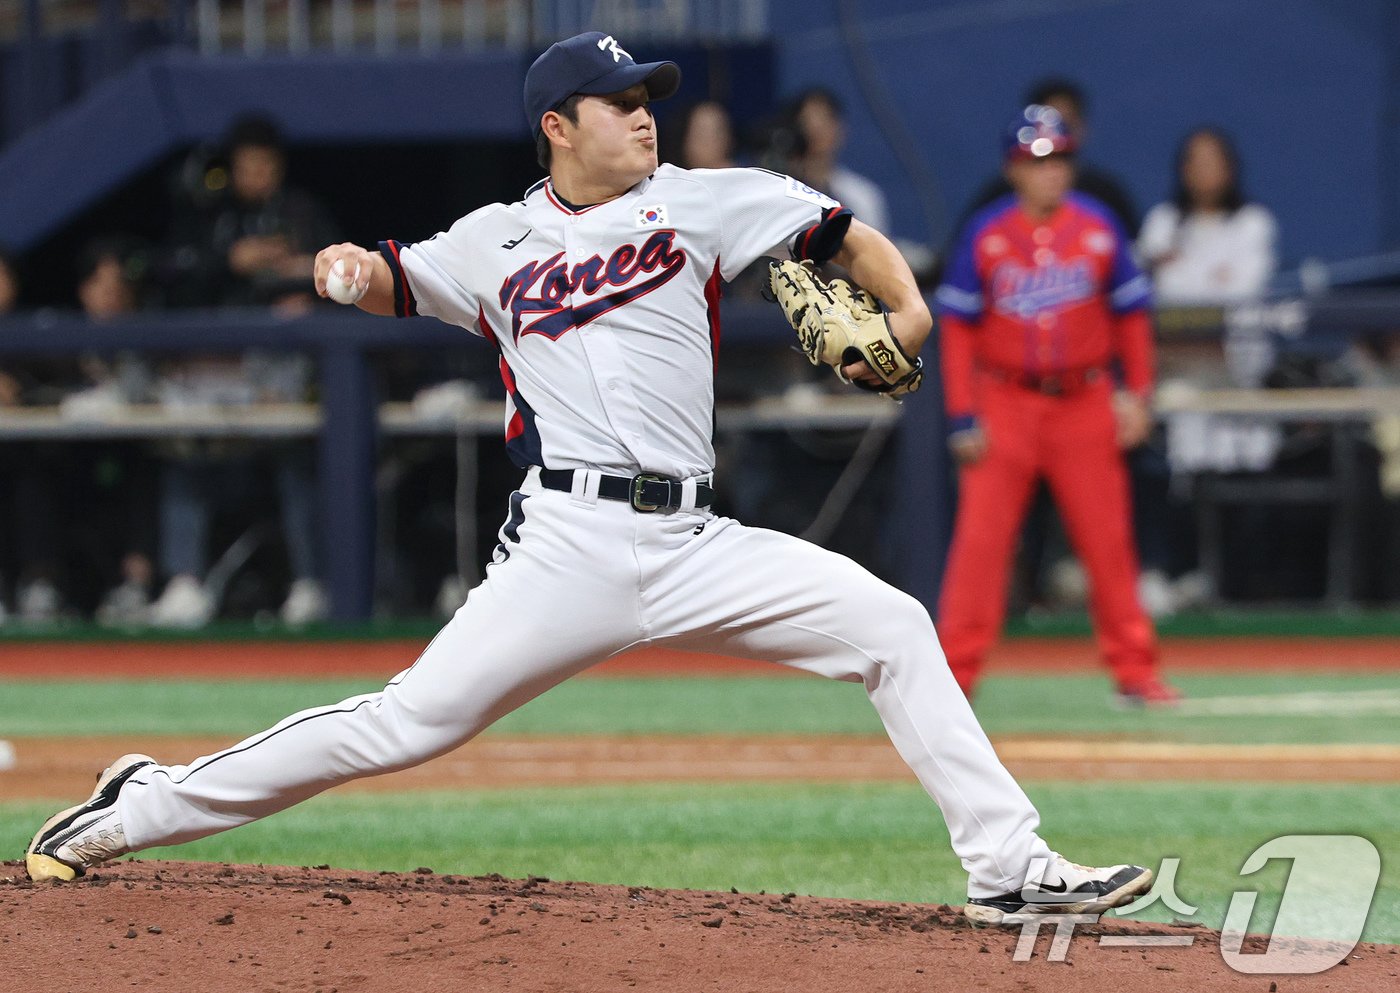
[
  {"x1": 765, "y1": 259, "x2": 923, "y2": 399},
  {"x1": 327, "y1": 258, "x2": 368, "y2": 305}
]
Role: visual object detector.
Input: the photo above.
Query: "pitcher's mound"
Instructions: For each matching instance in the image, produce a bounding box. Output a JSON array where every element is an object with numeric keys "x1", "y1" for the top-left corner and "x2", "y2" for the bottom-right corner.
[{"x1": 2, "y1": 861, "x2": 1387, "y2": 991}]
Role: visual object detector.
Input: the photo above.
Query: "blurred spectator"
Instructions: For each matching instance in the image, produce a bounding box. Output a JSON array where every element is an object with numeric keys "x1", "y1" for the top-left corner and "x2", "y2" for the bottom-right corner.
[
  {"x1": 1136, "y1": 127, "x2": 1278, "y2": 305},
  {"x1": 1345, "y1": 336, "x2": 1400, "y2": 602},
  {"x1": 0, "y1": 267, "x2": 77, "y2": 624},
  {"x1": 660, "y1": 100, "x2": 738, "y2": 169},
  {"x1": 0, "y1": 249, "x2": 22, "y2": 623},
  {"x1": 1131, "y1": 127, "x2": 1279, "y2": 609},
  {"x1": 1137, "y1": 129, "x2": 1282, "y2": 605},
  {"x1": 147, "y1": 354, "x2": 324, "y2": 628},
  {"x1": 0, "y1": 240, "x2": 157, "y2": 624},
  {"x1": 0, "y1": 250, "x2": 19, "y2": 407},
  {"x1": 72, "y1": 239, "x2": 159, "y2": 626},
  {"x1": 0, "y1": 250, "x2": 21, "y2": 419},
  {"x1": 959, "y1": 78, "x2": 1139, "y2": 238},
  {"x1": 141, "y1": 115, "x2": 330, "y2": 628},
  {"x1": 166, "y1": 115, "x2": 336, "y2": 312},
  {"x1": 789, "y1": 88, "x2": 891, "y2": 235}
]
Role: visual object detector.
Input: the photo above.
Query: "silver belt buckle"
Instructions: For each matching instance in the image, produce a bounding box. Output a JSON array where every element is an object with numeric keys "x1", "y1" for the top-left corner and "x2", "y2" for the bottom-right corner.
[{"x1": 631, "y1": 473, "x2": 668, "y2": 512}]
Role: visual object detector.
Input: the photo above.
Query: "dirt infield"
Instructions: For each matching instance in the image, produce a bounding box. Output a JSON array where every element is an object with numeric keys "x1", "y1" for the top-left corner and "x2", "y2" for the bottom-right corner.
[
  {"x1": 3, "y1": 636, "x2": 1400, "y2": 680},
  {"x1": 6, "y1": 734, "x2": 1400, "y2": 802},
  {"x1": 4, "y1": 860, "x2": 1395, "y2": 992}
]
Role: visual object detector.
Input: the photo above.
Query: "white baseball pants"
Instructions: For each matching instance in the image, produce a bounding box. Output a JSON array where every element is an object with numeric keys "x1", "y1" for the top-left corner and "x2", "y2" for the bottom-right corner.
[{"x1": 119, "y1": 468, "x2": 1054, "y2": 897}]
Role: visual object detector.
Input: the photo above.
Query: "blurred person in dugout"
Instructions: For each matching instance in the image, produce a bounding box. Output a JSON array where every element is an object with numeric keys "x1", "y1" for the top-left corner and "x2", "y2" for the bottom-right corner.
[
  {"x1": 167, "y1": 114, "x2": 338, "y2": 311},
  {"x1": 75, "y1": 241, "x2": 160, "y2": 625},
  {"x1": 659, "y1": 100, "x2": 739, "y2": 170},
  {"x1": 789, "y1": 87, "x2": 891, "y2": 235},
  {"x1": 0, "y1": 248, "x2": 31, "y2": 623},
  {"x1": 934, "y1": 105, "x2": 1179, "y2": 708},
  {"x1": 1137, "y1": 127, "x2": 1277, "y2": 304},
  {"x1": 147, "y1": 114, "x2": 332, "y2": 628},
  {"x1": 0, "y1": 247, "x2": 58, "y2": 625},
  {"x1": 0, "y1": 241, "x2": 158, "y2": 624},
  {"x1": 1135, "y1": 128, "x2": 1281, "y2": 602}
]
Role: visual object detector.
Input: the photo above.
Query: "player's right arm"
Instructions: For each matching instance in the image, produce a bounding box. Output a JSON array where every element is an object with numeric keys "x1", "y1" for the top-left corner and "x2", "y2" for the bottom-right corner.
[
  {"x1": 933, "y1": 224, "x2": 988, "y2": 465},
  {"x1": 939, "y1": 314, "x2": 987, "y2": 464},
  {"x1": 313, "y1": 243, "x2": 396, "y2": 316}
]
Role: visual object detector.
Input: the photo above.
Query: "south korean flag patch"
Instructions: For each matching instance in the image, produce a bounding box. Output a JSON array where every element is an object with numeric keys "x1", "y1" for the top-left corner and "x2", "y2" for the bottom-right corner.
[{"x1": 636, "y1": 204, "x2": 669, "y2": 228}]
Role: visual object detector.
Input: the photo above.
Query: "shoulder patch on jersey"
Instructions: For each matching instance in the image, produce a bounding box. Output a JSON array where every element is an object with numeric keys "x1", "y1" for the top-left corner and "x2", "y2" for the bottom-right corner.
[
  {"x1": 1082, "y1": 229, "x2": 1114, "y2": 255},
  {"x1": 785, "y1": 176, "x2": 839, "y2": 208},
  {"x1": 635, "y1": 204, "x2": 670, "y2": 228}
]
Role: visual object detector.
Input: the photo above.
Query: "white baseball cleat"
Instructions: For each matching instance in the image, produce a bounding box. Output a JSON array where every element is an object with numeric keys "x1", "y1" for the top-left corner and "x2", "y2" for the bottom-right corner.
[
  {"x1": 964, "y1": 855, "x2": 1154, "y2": 924},
  {"x1": 25, "y1": 753, "x2": 156, "y2": 881},
  {"x1": 280, "y1": 578, "x2": 329, "y2": 626},
  {"x1": 148, "y1": 576, "x2": 214, "y2": 629}
]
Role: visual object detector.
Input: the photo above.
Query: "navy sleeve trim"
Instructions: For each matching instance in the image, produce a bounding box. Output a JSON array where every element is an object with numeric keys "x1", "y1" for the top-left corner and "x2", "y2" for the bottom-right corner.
[
  {"x1": 934, "y1": 284, "x2": 984, "y2": 320},
  {"x1": 377, "y1": 240, "x2": 418, "y2": 318},
  {"x1": 947, "y1": 413, "x2": 979, "y2": 436},
  {"x1": 794, "y1": 206, "x2": 854, "y2": 264}
]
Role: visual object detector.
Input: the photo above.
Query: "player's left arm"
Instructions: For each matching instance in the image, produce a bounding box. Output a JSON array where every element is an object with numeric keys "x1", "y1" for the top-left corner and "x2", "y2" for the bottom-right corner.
[
  {"x1": 1105, "y1": 212, "x2": 1157, "y2": 449},
  {"x1": 829, "y1": 219, "x2": 932, "y2": 387},
  {"x1": 1110, "y1": 308, "x2": 1156, "y2": 449}
]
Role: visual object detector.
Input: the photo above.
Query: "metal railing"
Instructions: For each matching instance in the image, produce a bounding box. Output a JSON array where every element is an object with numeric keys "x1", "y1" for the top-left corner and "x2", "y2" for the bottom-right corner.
[
  {"x1": 2, "y1": 0, "x2": 769, "y2": 50},
  {"x1": 199, "y1": 0, "x2": 769, "y2": 55}
]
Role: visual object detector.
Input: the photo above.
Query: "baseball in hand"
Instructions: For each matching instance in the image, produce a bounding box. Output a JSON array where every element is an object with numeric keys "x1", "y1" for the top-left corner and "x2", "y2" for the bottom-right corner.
[{"x1": 327, "y1": 258, "x2": 368, "y2": 305}]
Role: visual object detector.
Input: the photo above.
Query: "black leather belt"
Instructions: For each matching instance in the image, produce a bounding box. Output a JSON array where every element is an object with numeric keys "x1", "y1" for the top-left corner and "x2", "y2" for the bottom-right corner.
[
  {"x1": 987, "y1": 366, "x2": 1104, "y2": 396},
  {"x1": 538, "y1": 469, "x2": 715, "y2": 513}
]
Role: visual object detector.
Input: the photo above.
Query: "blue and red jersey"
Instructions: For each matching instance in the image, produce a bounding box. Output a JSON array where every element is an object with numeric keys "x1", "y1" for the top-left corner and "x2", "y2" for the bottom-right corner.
[{"x1": 935, "y1": 192, "x2": 1154, "y2": 419}]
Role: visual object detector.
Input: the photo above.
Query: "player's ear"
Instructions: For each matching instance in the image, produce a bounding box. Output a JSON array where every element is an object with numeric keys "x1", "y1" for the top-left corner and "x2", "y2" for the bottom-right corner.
[{"x1": 541, "y1": 111, "x2": 574, "y2": 154}]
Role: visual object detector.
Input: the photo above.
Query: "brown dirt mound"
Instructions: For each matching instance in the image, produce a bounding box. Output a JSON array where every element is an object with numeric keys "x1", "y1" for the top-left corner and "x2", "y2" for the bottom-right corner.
[{"x1": 2, "y1": 861, "x2": 1393, "y2": 992}]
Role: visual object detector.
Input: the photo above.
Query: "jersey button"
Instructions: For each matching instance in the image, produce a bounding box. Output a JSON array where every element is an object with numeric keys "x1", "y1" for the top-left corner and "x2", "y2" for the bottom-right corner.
[{"x1": 607, "y1": 381, "x2": 618, "y2": 391}]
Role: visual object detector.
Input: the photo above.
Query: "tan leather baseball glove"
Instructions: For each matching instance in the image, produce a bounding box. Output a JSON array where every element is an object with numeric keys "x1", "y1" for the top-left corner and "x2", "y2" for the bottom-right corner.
[{"x1": 765, "y1": 259, "x2": 924, "y2": 399}]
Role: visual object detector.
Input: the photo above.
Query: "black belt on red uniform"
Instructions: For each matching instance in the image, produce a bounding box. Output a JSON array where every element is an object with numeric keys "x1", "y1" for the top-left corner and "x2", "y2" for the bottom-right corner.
[
  {"x1": 538, "y1": 468, "x2": 715, "y2": 513},
  {"x1": 986, "y1": 366, "x2": 1104, "y2": 396}
]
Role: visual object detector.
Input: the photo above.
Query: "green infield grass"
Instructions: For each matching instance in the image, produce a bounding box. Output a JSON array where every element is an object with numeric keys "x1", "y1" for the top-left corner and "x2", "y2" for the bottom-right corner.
[
  {"x1": 7, "y1": 608, "x2": 1400, "y2": 641},
  {"x1": 2, "y1": 781, "x2": 1395, "y2": 943},
  {"x1": 2, "y1": 671, "x2": 1400, "y2": 744}
]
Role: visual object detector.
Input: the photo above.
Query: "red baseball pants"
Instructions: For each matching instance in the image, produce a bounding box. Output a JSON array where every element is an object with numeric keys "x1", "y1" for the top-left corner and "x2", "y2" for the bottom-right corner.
[{"x1": 937, "y1": 376, "x2": 1159, "y2": 696}]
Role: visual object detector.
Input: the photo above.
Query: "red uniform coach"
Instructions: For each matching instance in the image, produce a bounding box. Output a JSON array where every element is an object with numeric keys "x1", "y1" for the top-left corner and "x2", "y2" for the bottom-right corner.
[{"x1": 934, "y1": 105, "x2": 1178, "y2": 707}]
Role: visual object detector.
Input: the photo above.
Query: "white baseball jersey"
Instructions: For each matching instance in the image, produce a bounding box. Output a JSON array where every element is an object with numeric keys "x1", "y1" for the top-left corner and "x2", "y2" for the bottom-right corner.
[{"x1": 379, "y1": 164, "x2": 850, "y2": 479}]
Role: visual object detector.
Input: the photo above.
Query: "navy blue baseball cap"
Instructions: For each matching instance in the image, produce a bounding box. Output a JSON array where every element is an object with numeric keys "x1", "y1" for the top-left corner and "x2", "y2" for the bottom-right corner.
[{"x1": 524, "y1": 32, "x2": 681, "y2": 138}]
